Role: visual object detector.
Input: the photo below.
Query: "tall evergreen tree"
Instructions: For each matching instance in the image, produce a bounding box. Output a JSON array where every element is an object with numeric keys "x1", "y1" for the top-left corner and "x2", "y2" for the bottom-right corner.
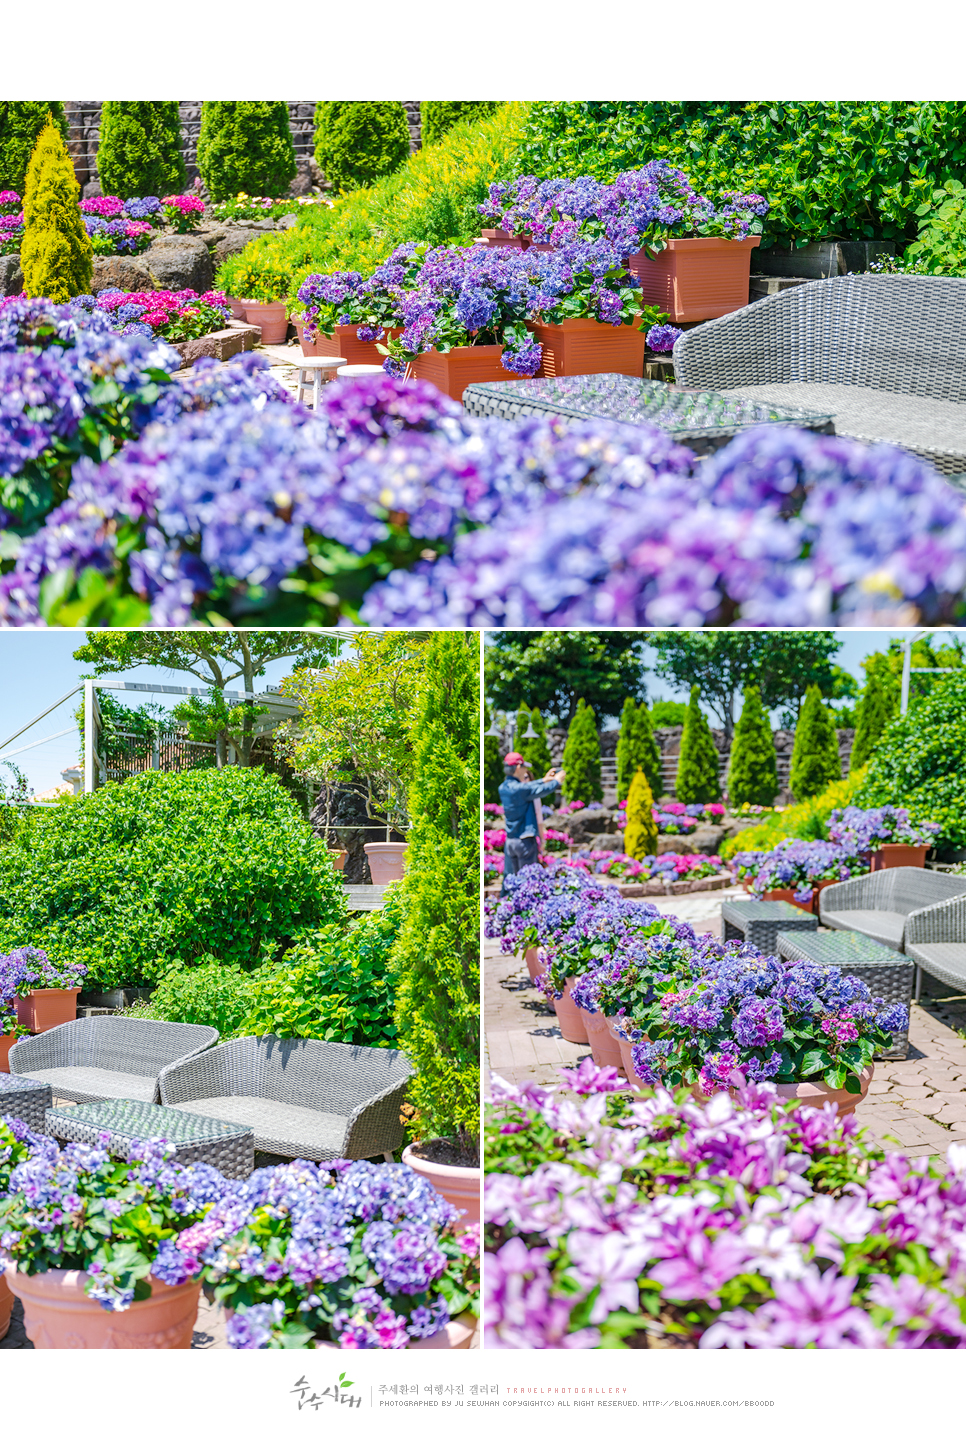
[
  {"x1": 624, "y1": 768, "x2": 658, "y2": 859},
  {"x1": 313, "y1": 102, "x2": 410, "y2": 193},
  {"x1": 561, "y1": 698, "x2": 601, "y2": 805},
  {"x1": 728, "y1": 685, "x2": 778, "y2": 807},
  {"x1": 484, "y1": 730, "x2": 504, "y2": 807},
  {"x1": 526, "y1": 707, "x2": 553, "y2": 779},
  {"x1": 675, "y1": 686, "x2": 720, "y2": 802},
  {"x1": 197, "y1": 102, "x2": 296, "y2": 201},
  {"x1": 850, "y1": 664, "x2": 896, "y2": 771},
  {"x1": 790, "y1": 684, "x2": 842, "y2": 801},
  {"x1": 21, "y1": 113, "x2": 92, "y2": 303},
  {"x1": 616, "y1": 697, "x2": 662, "y2": 801},
  {"x1": 0, "y1": 102, "x2": 68, "y2": 196},
  {"x1": 392, "y1": 632, "x2": 479, "y2": 1158},
  {"x1": 512, "y1": 702, "x2": 532, "y2": 758},
  {"x1": 97, "y1": 102, "x2": 185, "y2": 198}
]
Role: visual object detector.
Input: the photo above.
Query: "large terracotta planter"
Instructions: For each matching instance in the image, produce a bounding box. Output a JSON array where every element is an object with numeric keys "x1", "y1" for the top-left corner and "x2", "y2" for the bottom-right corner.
[
  {"x1": 401, "y1": 1144, "x2": 480, "y2": 1231},
  {"x1": 627, "y1": 236, "x2": 761, "y2": 322},
  {"x1": 0, "y1": 1271, "x2": 13, "y2": 1340},
  {"x1": 226, "y1": 295, "x2": 248, "y2": 320},
  {"x1": 0, "y1": 1032, "x2": 24, "y2": 1073},
  {"x1": 14, "y1": 987, "x2": 80, "y2": 1033},
  {"x1": 524, "y1": 946, "x2": 543, "y2": 983},
  {"x1": 762, "y1": 889, "x2": 802, "y2": 908},
  {"x1": 363, "y1": 841, "x2": 407, "y2": 884},
  {"x1": 529, "y1": 318, "x2": 645, "y2": 379},
  {"x1": 810, "y1": 879, "x2": 838, "y2": 915},
  {"x1": 580, "y1": 1007, "x2": 624, "y2": 1069},
  {"x1": 329, "y1": 850, "x2": 347, "y2": 874},
  {"x1": 297, "y1": 321, "x2": 400, "y2": 366},
  {"x1": 555, "y1": 977, "x2": 590, "y2": 1043},
  {"x1": 871, "y1": 844, "x2": 929, "y2": 872},
  {"x1": 240, "y1": 300, "x2": 288, "y2": 344},
  {"x1": 6, "y1": 1267, "x2": 200, "y2": 1348},
  {"x1": 686, "y1": 1062, "x2": 874, "y2": 1119},
  {"x1": 607, "y1": 1019, "x2": 648, "y2": 1092},
  {"x1": 481, "y1": 228, "x2": 529, "y2": 250},
  {"x1": 412, "y1": 345, "x2": 533, "y2": 402}
]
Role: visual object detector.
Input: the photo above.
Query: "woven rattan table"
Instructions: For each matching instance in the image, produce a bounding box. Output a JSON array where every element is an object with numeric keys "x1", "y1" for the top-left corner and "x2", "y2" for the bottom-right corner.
[
  {"x1": 776, "y1": 929, "x2": 913, "y2": 1060},
  {"x1": 45, "y1": 1099, "x2": 255, "y2": 1177},
  {"x1": 462, "y1": 374, "x2": 834, "y2": 457},
  {"x1": 0, "y1": 1072, "x2": 52, "y2": 1135},
  {"x1": 722, "y1": 899, "x2": 818, "y2": 953}
]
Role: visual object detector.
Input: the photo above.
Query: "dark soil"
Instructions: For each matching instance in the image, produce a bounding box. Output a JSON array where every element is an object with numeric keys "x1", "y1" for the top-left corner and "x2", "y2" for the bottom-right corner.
[{"x1": 412, "y1": 1138, "x2": 480, "y2": 1170}]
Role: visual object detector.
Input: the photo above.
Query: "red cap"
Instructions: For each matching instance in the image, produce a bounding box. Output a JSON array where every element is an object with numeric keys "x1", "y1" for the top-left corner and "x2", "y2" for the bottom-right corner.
[{"x1": 503, "y1": 751, "x2": 526, "y2": 765}]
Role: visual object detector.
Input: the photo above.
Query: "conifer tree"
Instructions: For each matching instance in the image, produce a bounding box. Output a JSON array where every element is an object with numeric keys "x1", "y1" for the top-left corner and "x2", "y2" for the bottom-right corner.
[
  {"x1": 850, "y1": 664, "x2": 896, "y2": 771},
  {"x1": 197, "y1": 102, "x2": 296, "y2": 201},
  {"x1": 675, "y1": 686, "x2": 720, "y2": 802},
  {"x1": 790, "y1": 684, "x2": 842, "y2": 801},
  {"x1": 420, "y1": 102, "x2": 498, "y2": 148},
  {"x1": 728, "y1": 685, "x2": 778, "y2": 807},
  {"x1": 392, "y1": 633, "x2": 479, "y2": 1158},
  {"x1": 313, "y1": 102, "x2": 410, "y2": 193},
  {"x1": 526, "y1": 707, "x2": 552, "y2": 779},
  {"x1": 512, "y1": 702, "x2": 532, "y2": 758},
  {"x1": 21, "y1": 113, "x2": 92, "y2": 303},
  {"x1": 561, "y1": 699, "x2": 601, "y2": 805},
  {"x1": 0, "y1": 102, "x2": 68, "y2": 196},
  {"x1": 484, "y1": 730, "x2": 504, "y2": 807},
  {"x1": 97, "y1": 102, "x2": 185, "y2": 199},
  {"x1": 616, "y1": 697, "x2": 662, "y2": 801},
  {"x1": 624, "y1": 768, "x2": 658, "y2": 859}
]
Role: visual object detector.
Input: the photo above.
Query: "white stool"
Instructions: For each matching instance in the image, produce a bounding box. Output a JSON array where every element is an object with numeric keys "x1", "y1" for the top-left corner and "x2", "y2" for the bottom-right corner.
[
  {"x1": 336, "y1": 363, "x2": 387, "y2": 378},
  {"x1": 261, "y1": 348, "x2": 348, "y2": 410}
]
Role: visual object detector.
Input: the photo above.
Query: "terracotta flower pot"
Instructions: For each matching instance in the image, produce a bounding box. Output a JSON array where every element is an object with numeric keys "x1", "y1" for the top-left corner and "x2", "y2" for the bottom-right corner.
[
  {"x1": 0, "y1": 1271, "x2": 13, "y2": 1340},
  {"x1": 810, "y1": 879, "x2": 838, "y2": 915},
  {"x1": 240, "y1": 300, "x2": 288, "y2": 344},
  {"x1": 580, "y1": 1007, "x2": 625, "y2": 1069},
  {"x1": 6, "y1": 1267, "x2": 200, "y2": 1348},
  {"x1": 481, "y1": 228, "x2": 529, "y2": 250},
  {"x1": 871, "y1": 844, "x2": 929, "y2": 872},
  {"x1": 298, "y1": 322, "x2": 401, "y2": 366},
  {"x1": 0, "y1": 1031, "x2": 22, "y2": 1072},
  {"x1": 363, "y1": 841, "x2": 406, "y2": 884},
  {"x1": 686, "y1": 1062, "x2": 874, "y2": 1119},
  {"x1": 401, "y1": 1144, "x2": 480, "y2": 1231},
  {"x1": 524, "y1": 946, "x2": 543, "y2": 983},
  {"x1": 412, "y1": 344, "x2": 533, "y2": 403},
  {"x1": 627, "y1": 236, "x2": 761, "y2": 322},
  {"x1": 555, "y1": 977, "x2": 590, "y2": 1044},
  {"x1": 529, "y1": 318, "x2": 645, "y2": 379},
  {"x1": 14, "y1": 987, "x2": 80, "y2": 1033},
  {"x1": 761, "y1": 889, "x2": 803, "y2": 908},
  {"x1": 226, "y1": 295, "x2": 248, "y2": 320},
  {"x1": 605, "y1": 1018, "x2": 648, "y2": 1092},
  {"x1": 329, "y1": 850, "x2": 346, "y2": 874}
]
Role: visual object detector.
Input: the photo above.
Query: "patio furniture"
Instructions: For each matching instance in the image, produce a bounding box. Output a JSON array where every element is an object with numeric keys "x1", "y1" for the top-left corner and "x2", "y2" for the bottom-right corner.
[
  {"x1": 0, "y1": 1072, "x2": 53, "y2": 1135},
  {"x1": 776, "y1": 929, "x2": 914, "y2": 1059},
  {"x1": 7, "y1": 1018, "x2": 219, "y2": 1105},
  {"x1": 902, "y1": 895, "x2": 966, "y2": 1001},
  {"x1": 818, "y1": 868, "x2": 960, "y2": 952},
  {"x1": 462, "y1": 373, "x2": 833, "y2": 458},
  {"x1": 722, "y1": 899, "x2": 818, "y2": 953},
  {"x1": 45, "y1": 1099, "x2": 255, "y2": 1178},
  {"x1": 159, "y1": 1036, "x2": 412, "y2": 1162},
  {"x1": 260, "y1": 346, "x2": 348, "y2": 409},
  {"x1": 672, "y1": 274, "x2": 966, "y2": 474}
]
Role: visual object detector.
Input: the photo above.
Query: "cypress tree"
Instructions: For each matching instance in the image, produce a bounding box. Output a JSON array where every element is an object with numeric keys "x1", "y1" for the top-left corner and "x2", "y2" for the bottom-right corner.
[
  {"x1": 526, "y1": 707, "x2": 552, "y2": 779},
  {"x1": 675, "y1": 686, "x2": 720, "y2": 802},
  {"x1": 616, "y1": 697, "x2": 662, "y2": 802},
  {"x1": 624, "y1": 768, "x2": 659, "y2": 859},
  {"x1": 0, "y1": 102, "x2": 68, "y2": 196},
  {"x1": 561, "y1": 699, "x2": 601, "y2": 805},
  {"x1": 728, "y1": 685, "x2": 778, "y2": 807},
  {"x1": 850, "y1": 665, "x2": 896, "y2": 771},
  {"x1": 97, "y1": 102, "x2": 185, "y2": 199},
  {"x1": 313, "y1": 102, "x2": 410, "y2": 193},
  {"x1": 483, "y1": 730, "x2": 504, "y2": 807},
  {"x1": 420, "y1": 102, "x2": 498, "y2": 148},
  {"x1": 392, "y1": 632, "x2": 479, "y2": 1158},
  {"x1": 197, "y1": 102, "x2": 296, "y2": 202},
  {"x1": 790, "y1": 684, "x2": 842, "y2": 801},
  {"x1": 21, "y1": 114, "x2": 92, "y2": 303},
  {"x1": 512, "y1": 701, "x2": 532, "y2": 758}
]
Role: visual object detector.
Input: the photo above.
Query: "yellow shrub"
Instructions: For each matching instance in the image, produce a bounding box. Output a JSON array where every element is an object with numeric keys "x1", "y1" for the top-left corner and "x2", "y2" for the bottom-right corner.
[{"x1": 721, "y1": 766, "x2": 869, "y2": 856}]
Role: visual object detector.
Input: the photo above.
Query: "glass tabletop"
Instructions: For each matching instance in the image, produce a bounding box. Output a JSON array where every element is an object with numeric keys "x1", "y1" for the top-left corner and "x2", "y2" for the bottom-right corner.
[
  {"x1": 724, "y1": 901, "x2": 817, "y2": 921},
  {"x1": 778, "y1": 929, "x2": 913, "y2": 966},
  {"x1": 50, "y1": 1098, "x2": 252, "y2": 1141},
  {"x1": 463, "y1": 373, "x2": 834, "y2": 437},
  {"x1": 0, "y1": 1073, "x2": 46, "y2": 1092}
]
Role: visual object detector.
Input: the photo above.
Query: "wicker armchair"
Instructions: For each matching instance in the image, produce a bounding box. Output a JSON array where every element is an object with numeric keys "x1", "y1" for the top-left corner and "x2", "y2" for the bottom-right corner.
[
  {"x1": 159, "y1": 1036, "x2": 413, "y2": 1162},
  {"x1": 7, "y1": 1018, "x2": 218, "y2": 1104},
  {"x1": 672, "y1": 275, "x2": 966, "y2": 473},
  {"x1": 903, "y1": 896, "x2": 966, "y2": 1000},
  {"x1": 818, "y1": 868, "x2": 965, "y2": 952}
]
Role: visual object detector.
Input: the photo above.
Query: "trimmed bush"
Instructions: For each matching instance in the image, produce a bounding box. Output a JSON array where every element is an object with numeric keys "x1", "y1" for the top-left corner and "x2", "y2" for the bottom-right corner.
[
  {"x1": 562, "y1": 699, "x2": 601, "y2": 806},
  {"x1": 147, "y1": 956, "x2": 254, "y2": 1041},
  {"x1": 197, "y1": 102, "x2": 296, "y2": 203},
  {"x1": 850, "y1": 664, "x2": 898, "y2": 772},
  {"x1": 616, "y1": 697, "x2": 662, "y2": 802},
  {"x1": 675, "y1": 687, "x2": 719, "y2": 802},
  {"x1": 393, "y1": 633, "x2": 479, "y2": 1155},
  {"x1": 421, "y1": 102, "x2": 498, "y2": 149},
  {"x1": 650, "y1": 699, "x2": 688, "y2": 728},
  {"x1": 314, "y1": 102, "x2": 410, "y2": 195},
  {"x1": 624, "y1": 768, "x2": 658, "y2": 859},
  {"x1": 0, "y1": 102, "x2": 68, "y2": 197},
  {"x1": 722, "y1": 768, "x2": 868, "y2": 857},
  {"x1": 97, "y1": 102, "x2": 185, "y2": 199},
  {"x1": 21, "y1": 114, "x2": 92, "y2": 303},
  {"x1": 790, "y1": 685, "x2": 842, "y2": 802},
  {"x1": 728, "y1": 685, "x2": 778, "y2": 808}
]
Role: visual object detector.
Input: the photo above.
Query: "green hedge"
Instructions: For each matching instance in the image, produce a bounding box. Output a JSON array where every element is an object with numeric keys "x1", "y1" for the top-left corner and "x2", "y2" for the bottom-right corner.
[
  {"x1": 0, "y1": 103, "x2": 68, "y2": 196},
  {"x1": 97, "y1": 102, "x2": 185, "y2": 199},
  {"x1": 421, "y1": 102, "x2": 498, "y2": 149},
  {"x1": 197, "y1": 101, "x2": 296, "y2": 202},
  {"x1": 314, "y1": 102, "x2": 410, "y2": 195}
]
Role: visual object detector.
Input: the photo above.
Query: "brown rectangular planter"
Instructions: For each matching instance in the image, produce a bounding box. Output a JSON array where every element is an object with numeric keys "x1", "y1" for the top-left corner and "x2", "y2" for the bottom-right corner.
[
  {"x1": 14, "y1": 987, "x2": 80, "y2": 1033},
  {"x1": 480, "y1": 229, "x2": 529, "y2": 250},
  {"x1": 529, "y1": 318, "x2": 646, "y2": 379},
  {"x1": 295, "y1": 321, "x2": 399, "y2": 366},
  {"x1": 411, "y1": 344, "x2": 530, "y2": 403},
  {"x1": 870, "y1": 844, "x2": 929, "y2": 872},
  {"x1": 627, "y1": 236, "x2": 761, "y2": 322}
]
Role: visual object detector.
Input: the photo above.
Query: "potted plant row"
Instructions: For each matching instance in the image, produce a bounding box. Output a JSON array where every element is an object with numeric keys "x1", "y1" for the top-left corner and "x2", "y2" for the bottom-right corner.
[
  {"x1": 0, "y1": 946, "x2": 87, "y2": 1034},
  {"x1": 827, "y1": 805, "x2": 940, "y2": 872}
]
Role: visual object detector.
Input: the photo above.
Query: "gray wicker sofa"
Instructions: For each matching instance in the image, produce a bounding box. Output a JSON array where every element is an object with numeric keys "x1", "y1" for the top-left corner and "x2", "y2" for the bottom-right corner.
[
  {"x1": 818, "y1": 868, "x2": 966, "y2": 954},
  {"x1": 672, "y1": 275, "x2": 966, "y2": 474},
  {"x1": 903, "y1": 896, "x2": 966, "y2": 1000},
  {"x1": 7, "y1": 1018, "x2": 218, "y2": 1104},
  {"x1": 159, "y1": 1036, "x2": 413, "y2": 1162}
]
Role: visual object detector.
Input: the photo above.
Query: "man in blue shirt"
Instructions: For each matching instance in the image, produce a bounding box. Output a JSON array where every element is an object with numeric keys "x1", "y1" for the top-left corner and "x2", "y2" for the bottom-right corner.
[{"x1": 498, "y1": 752, "x2": 566, "y2": 885}]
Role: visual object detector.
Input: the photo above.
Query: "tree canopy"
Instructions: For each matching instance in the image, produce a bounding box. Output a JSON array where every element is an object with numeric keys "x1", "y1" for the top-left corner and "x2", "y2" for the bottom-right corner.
[{"x1": 484, "y1": 631, "x2": 645, "y2": 725}]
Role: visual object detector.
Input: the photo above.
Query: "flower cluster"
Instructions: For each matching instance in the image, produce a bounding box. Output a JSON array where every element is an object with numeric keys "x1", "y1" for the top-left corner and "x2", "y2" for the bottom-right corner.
[
  {"x1": 732, "y1": 837, "x2": 868, "y2": 903},
  {"x1": 71, "y1": 288, "x2": 232, "y2": 343},
  {"x1": 0, "y1": 946, "x2": 87, "y2": 1003},
  {"x1": 617, "y1": 799, "x2": 726, "y2": 834},
  {"x1": 81, "y1": 195, "x2": 165, "y2": 222},
  {"x1": 83, "y1": 217, "x2": 154, "y2": 256},
  {"x1": 161, "y1": 194, "x2": 206, "y2": 232},
  {"x1": 827, "y1": 805, "x2": 940, "y2": 854},
  {"x1": 593, "y1": 850, "x2": 726, "y2": 883},
  {"x1": 0, "y1": 194, "x2": 24, "y2": 256}
]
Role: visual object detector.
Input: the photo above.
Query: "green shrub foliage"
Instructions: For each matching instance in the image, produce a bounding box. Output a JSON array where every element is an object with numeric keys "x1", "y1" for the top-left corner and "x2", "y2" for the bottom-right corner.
[
  {"x1": 790, "y1": 685, "x2": 842, "y2": 802},
  {"x1": 524, "y1": 707, "x2": 552, "y2": 779},
  {"x1": 421, "y1": 102, "x2": 498, "y2": 149},
  {"x1": 392, "y1": 633, "x2": 480, "y2": 1153},
  {"x1": 97, "y1": 102, "x2": 185, "y2": 199},
  {"x1": 728, "y1": 685, "x2": 778, "y2": 808},
  {"x1": 650, "y1": 700, "x2": 688, "y2": 728},
  {"x1": 850, "y1": 663, "x2": 898, "y2": 771},
  {"x1": 624, "y1": 769, "x2": 658, "y2": 859},
  {"x1": 21, "y1": 114, "x2": 92, "y2": 303},
  {"x1": 314, "y1": 102, "x2": 410, "y2": 195},
  {"x1": 616, "y1": 698, "x2": 662, "y2": 802},
  {"x1": 148, "y1": 956, "x2": 255, "y2": 1041},
  {"x1": 561, "y1": 699, "x2": 601, "y2": 806},
  {"x1": 0, "y1": 768, "x2": 344, "y2": 989},
  {"x1": 0, "y1": 102, "x2": 68, "y2": 196},
  {"x1": 675, "y1": 687, "x2": 720, "y2": 802},
  {"x1": 197, "y1": 102, "x2": 296, "y2": 202},
  {"x1": 484, "y1": 729, "x2": 504, "y2": 806},
  {"x1": 513, "y1": 701, "x2": 532, "y2": 758}
]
